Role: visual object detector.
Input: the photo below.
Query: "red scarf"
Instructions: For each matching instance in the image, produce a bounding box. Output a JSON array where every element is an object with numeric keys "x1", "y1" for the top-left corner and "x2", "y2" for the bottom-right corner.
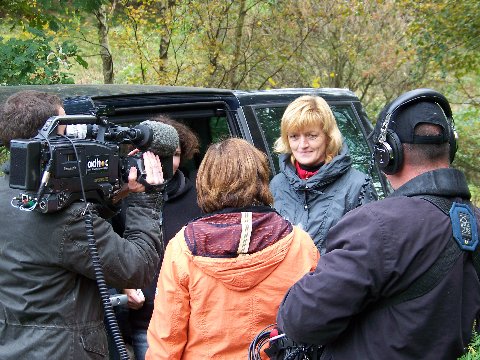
[{"x1": 295, "y1": 161, "x2": 320, "y2": 180}]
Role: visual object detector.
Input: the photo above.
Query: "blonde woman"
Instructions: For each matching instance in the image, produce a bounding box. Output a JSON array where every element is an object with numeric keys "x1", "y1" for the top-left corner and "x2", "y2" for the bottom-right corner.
[{"x1": 270, "y1": 95, "x2": 376, "y2": 254}]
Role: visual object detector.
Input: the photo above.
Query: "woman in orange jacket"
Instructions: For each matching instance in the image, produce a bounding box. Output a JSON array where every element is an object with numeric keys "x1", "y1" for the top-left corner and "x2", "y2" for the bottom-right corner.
[{"x1": 146, "y1": 138, "x2": 319, "y2": 360}]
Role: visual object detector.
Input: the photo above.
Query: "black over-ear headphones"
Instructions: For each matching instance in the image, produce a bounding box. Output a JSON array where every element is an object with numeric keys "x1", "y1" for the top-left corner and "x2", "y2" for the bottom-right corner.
[{"x1": 373, "y1": 88, "x2": 457, "y2": 175}]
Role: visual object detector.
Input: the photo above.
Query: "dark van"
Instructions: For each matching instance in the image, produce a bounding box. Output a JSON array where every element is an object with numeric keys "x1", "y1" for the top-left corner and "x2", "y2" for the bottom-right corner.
[{"x1": 0, "y1": 84, "x2": 389, "y2": 197}]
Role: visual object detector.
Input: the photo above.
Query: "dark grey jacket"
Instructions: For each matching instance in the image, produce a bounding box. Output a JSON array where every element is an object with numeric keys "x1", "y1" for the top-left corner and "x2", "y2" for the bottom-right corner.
[
  {"x1": 277, "y1": 168, "x2": 480, "y2": 360},
  {"x1": 270, "y1": 143, "x2": 377, "y2": 254},
  {"x1": 0, "y1": 169, "x2": 163, "y2": 359}
]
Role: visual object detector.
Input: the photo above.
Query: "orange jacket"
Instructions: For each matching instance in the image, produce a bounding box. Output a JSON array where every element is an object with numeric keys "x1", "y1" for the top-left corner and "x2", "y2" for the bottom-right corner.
[{"x1": 146, "y1": 212, "x2": 319, "y2": 360}]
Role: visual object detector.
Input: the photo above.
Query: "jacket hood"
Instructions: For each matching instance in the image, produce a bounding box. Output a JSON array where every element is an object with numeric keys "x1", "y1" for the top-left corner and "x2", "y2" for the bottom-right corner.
[
  {"x1": 183, "y1": 208, "x2": 294, "y2": 291},
  {"x1": 279, "y1": 142, "x2": 353, "y2": 190}
]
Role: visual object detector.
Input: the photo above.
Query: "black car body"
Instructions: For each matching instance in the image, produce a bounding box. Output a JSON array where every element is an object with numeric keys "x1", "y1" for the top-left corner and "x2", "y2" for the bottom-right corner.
[{"x1": 0, "y1": 84, "x2": 389, "y2": 197}]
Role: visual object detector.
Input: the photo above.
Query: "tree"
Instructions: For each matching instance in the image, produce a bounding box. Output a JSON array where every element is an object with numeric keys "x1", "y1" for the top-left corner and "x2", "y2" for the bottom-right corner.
[
  {"x1": 0, "y1": 0, "x2": 87, "y2": 85},
  {"x1": 400, "y1": 0, "x2": 480, "y2": 193},
  {"x1": 102, "y1": 0, "x2": 321, "y2": 88},
  {"x1": 405, "y1": 1, "x2": 480, "y2": 78},
  {"x1": 0, "y1": 28, "x2": 86, "y2": 85},
  {"x1": 261, "y1": 1, "x2": 428, "y2": 114},
  {"x1": 93, "y1": 2, "x2": 116, "y2": 83},
  {"x1": 112, "y1": 0, "x2": 178, "y2": 83}
]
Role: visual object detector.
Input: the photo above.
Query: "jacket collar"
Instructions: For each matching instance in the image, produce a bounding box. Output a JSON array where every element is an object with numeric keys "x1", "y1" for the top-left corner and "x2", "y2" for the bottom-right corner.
[
  {"x1": 164, "y1": 170, "x2": 188, "y2": 201},
  {"x1": 184, "y1": 206, "x2": 292, "y2": 258},
  {"x1": 390, "y1": 168, "x2": 470, "y2": 200},
  {"x1": 279, "y1": 142, "x2": 352, "y2": 188}
]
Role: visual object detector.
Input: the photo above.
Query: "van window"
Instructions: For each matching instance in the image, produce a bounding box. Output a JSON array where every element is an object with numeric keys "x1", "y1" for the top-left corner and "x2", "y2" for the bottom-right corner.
[
  {"x1": 209, "y1": 116, "x2": 231, "y2": 143},
  {"x1": 160, "y1": 115, "x2": 230, "y2": 178}
]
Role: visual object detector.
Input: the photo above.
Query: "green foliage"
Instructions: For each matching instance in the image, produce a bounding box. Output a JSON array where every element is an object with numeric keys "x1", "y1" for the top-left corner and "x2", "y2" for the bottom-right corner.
[
  {"x1": 0, "y1": 27, "x2": 87, "y2": 85},
  {"x1": 458, "y1": 328, "x2": 480, "y2": 360},
  {"x1": 452, "y1": 103, "x2": 480, "y2": 204},
  {"x1": 1, "y1": 0, "x2": 107, "y2": 29},
  {"x1": 0, "y1": 147, "x2": 8, "y2": 176},
  {"x1": 405, "y1": 0, "x2": 480, "y2": 77}
]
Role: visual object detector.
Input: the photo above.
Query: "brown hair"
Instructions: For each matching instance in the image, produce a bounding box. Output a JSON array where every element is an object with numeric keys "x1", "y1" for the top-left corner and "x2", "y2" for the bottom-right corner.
[
  {"x1": 0, "y1": 90, "x2": 63, "y2": 148},
  {"x1": 274, "y1": 95, "x2": 343, "y2": 163},
  {"x1": 150, "y1": 115, "x2": 200, "y2": 163},
  {"x1": 196, "y1": 138, "x2": 273, "y2": 213}
]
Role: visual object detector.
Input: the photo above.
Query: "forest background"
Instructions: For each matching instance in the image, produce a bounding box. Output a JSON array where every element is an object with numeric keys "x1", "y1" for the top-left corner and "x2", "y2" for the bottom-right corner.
[{"x1": 0, "y1": 0, "x2": 479, "y2": 203}]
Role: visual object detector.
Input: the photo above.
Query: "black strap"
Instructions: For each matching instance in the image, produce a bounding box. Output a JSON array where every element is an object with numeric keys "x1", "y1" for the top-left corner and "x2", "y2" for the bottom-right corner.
[
  {"x1": 421, "y1": 195, "x2": 455, "y2": 215},
  {"x1": 374, "y1": 195, "x2": 479, "y2": 310},
  {"x1": 422, "y1": 196, "x2": 480, "y2": 274},
  {"x1": 473, "y1": 251, "x2": 480, "y2": 277}
]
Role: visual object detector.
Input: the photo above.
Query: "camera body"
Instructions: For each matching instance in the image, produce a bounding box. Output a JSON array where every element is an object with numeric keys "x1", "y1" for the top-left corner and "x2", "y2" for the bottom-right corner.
[
  {"x1": 10, "y1": 137, "x2": 121, "y2": 212},
  {"x1": 9, "y1": 113, "x2": 172, "y2": 213}
]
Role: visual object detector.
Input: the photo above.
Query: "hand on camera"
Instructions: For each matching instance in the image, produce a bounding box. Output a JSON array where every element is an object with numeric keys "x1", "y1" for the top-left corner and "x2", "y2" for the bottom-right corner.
[{"x1": 128, "y1": 151, "x2": 164, "y2": 193}]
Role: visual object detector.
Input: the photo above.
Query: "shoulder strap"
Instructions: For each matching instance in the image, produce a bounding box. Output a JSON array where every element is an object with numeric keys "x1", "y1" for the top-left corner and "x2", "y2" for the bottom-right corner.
[{"x1": 375, "y1": 195, "x2": 479, "y2": 310}]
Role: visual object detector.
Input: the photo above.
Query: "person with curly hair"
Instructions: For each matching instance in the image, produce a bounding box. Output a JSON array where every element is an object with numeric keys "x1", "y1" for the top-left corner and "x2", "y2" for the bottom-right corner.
[{"x1": 116, "y1": 116, "x2": 203, "y2": 360}]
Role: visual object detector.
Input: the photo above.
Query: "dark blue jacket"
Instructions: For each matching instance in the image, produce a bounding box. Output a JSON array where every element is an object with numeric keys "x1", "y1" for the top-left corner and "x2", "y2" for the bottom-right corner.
[{"x1": 277, "y1": 168, "x2": 480, "y2": 360}]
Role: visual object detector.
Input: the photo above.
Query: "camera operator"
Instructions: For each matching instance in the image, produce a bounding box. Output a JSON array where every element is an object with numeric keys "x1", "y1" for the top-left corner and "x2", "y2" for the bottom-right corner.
[{"x1": 0, "y1": 91, "x2": 165, "y2": 359}]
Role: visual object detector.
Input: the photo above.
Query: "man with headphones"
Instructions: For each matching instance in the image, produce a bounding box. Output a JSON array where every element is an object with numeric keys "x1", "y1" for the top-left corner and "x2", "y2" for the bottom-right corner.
[{"x1": 276, "y1": 89, "x2": 480, "y2": 359}]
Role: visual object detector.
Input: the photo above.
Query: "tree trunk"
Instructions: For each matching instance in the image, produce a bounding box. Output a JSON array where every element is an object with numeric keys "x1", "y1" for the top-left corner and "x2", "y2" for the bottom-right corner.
[
  {"x1": 229, "y1": 0, "x2": 247, "y2": 89},
  {"x1": 94, "y1": 5, "x2": 114, "y2": 84}
]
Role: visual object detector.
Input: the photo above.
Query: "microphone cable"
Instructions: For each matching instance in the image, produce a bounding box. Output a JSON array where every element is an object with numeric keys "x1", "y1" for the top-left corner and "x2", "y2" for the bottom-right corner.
[
  {"x1": 248, "y1": 323, "x2": 283, "y2": 360},
  {"x1": 84, "y1": 211, "x2": 129, "y2": 360},
  {"x1": 248, "y1": 323, "x2": 321, "y2": 360}
]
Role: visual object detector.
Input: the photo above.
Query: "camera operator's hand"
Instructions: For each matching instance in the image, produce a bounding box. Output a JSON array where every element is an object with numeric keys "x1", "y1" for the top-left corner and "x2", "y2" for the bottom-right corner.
[{"x1": 128, "y1": 151, "x2": 164, "y2": 193}]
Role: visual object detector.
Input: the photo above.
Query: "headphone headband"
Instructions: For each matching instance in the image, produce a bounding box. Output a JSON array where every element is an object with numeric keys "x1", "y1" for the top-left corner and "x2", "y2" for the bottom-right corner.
[
  {"x1": 376, "y1": 88, "x2": 452, "y2": 144},
  {"x1": 374, "y1": 88, "x2": 457, "y2": 175}
]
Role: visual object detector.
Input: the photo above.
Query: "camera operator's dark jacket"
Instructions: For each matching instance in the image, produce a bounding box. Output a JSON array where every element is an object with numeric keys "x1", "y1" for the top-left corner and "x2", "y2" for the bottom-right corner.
[
  {"x1": 0, "y1": 163, "x2": 163, "y2": 359},
  {"x1": 277, "y1": 168, "x2": 480, "y2": 360}
]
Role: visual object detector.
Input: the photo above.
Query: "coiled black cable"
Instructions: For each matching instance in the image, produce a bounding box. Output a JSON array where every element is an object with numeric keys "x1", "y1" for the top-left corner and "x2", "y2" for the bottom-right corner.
[
  {"x1": 248, "y1": 323, "x2": 276, "y2": 360},
  {"x1": 84, "y1": 209, "x2": 129, "y2": 360},
  {"x1": 248, "y1": 323, "x2": 321, "y2": 360},
  {"x1": 54, "y1": 134, "x2": 129, "y2": 358}
]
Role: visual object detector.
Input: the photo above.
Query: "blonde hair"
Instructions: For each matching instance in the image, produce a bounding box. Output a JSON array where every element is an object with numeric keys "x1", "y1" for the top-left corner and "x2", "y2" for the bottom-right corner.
[
  {"x1": 273, "y1": 95, "x2": 343, "y2": 163},
  {"x1": 196, "y1": 138, "x2": 273, "y2": 213}
]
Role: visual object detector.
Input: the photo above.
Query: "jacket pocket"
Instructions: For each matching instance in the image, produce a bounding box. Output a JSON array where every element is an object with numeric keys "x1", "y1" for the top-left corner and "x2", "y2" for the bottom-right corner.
[{"x1": 80, "y1": 326, "x2": 108, "y2": 358}]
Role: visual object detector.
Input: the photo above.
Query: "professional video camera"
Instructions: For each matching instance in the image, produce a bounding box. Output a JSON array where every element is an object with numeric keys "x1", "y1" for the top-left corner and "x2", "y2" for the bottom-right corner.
[{"x1": 9, "y1": 107, "x2": 178, "y2": 213}]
